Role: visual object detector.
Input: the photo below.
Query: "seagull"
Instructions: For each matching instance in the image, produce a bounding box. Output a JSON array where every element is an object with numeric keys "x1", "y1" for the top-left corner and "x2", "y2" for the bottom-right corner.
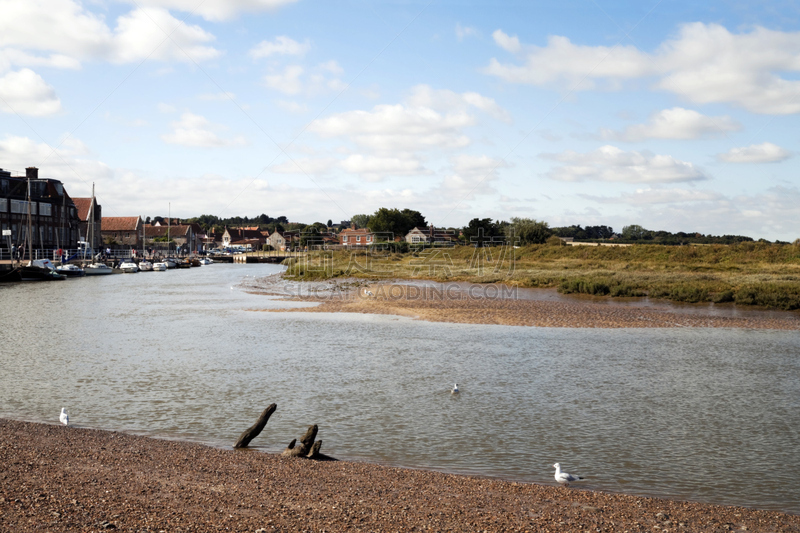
[
  {"x1": 59, "y1": 408, "x2": 69, "y2": 426},
  {"x1": 553, "y1": 463, "x2": 583, "y2": 486},
  {"x1": 365, "y1": 290, "x2": 374, "y2": 297},
  {"x1": 451, "y1": 383, "x2": 459, "y2": 394}
]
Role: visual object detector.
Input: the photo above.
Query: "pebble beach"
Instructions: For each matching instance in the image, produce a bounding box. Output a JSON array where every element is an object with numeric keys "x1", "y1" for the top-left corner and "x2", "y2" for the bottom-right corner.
[{"x1": 2, "y1": 419, "x2": 799, "y2": 532}]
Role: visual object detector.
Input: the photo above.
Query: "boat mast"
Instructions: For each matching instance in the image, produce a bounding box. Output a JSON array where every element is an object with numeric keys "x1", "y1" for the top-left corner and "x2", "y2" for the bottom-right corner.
[{"x1": 26, "y1": 176, "x2": 32, "y2": 262}]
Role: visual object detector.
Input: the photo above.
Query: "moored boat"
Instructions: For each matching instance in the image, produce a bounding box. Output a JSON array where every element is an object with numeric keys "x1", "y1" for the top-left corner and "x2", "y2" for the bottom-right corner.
[
  {"x1": 20, "y1": 259, "x2": 66, "y2": 281},
  {"x1": 138, "y1": 260, "x2": 153, "y2": 271},
  {"x1": 119, "y1": 260, "x2": 139, "y2": 273},
  {"x1": 152, "y1": 262, "x2": 167, "y2": 271},
  {"x1": 56, "y1": 263, "x2": 85, "y2": 277},
  {"x1": 84, "y1": 262, "x2": 114, "y2": 276}
]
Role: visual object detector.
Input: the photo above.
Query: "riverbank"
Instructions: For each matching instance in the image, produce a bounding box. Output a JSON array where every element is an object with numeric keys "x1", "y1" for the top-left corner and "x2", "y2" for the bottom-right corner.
[
  {"x1": 1, "y1": 419, "x2": 798, "y2": 532},
  {"x1": 246, "y1": 275, "x2": 800, "y2": 329}
]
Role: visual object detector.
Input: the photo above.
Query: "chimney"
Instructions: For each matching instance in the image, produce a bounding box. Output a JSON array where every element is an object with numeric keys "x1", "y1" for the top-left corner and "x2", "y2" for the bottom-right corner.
[{"x1": 25, "y1": 167, "x2": 39, "y2": 179}]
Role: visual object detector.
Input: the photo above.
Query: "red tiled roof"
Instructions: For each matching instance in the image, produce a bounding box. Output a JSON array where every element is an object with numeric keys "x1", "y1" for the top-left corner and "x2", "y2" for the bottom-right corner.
[
  {"x1": 102, "y1": 217, "x2": 140, "y2": 232},
  {"x1": 340, "y1": 228, "x2": 372, "y2": 236},
  {"x1": 145, "y1": 224, "x2": 190, "y2": 237},
  {"x1": 72, "y1": 198, "x2": 94, "y2": 221}
]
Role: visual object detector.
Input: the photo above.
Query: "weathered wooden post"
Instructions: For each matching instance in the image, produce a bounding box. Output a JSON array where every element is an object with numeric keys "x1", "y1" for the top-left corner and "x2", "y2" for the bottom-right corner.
[{"x1": 234, "y1": 403, "x2": 277, "y2": 449}]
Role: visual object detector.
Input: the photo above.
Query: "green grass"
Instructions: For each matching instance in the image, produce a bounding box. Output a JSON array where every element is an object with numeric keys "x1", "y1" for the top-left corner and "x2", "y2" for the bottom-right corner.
[{"x1": 281, "y1": 242, "x2": 800, "y2": 310}]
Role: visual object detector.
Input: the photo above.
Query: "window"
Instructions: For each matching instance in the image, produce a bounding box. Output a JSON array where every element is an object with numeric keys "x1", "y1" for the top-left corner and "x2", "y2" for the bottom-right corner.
[
  {"x1": 342, "y1": 236, "x2": 347, "y2": 242},
  {"x1": 0, "y1": 198, "x2": 6, "y2": 212},
  {"x1": 39, "y1": 203, "x2": 52, "y2": 217}
]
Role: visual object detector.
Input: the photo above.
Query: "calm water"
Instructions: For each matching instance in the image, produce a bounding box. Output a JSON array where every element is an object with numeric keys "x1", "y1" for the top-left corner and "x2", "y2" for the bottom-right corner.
[{"x1": 0, "y1": 264, "x2": 798, "y2": 514}]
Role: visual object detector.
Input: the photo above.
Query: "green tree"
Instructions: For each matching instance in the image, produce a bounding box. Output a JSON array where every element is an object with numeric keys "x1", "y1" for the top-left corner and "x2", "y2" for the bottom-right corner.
[
  {"x1": 300, "y1": 222, "x2": 328, "y2": 246},
  {"x1": 367, "y1": 208, "x2": 426, "y2": 240},
  {"x1": 327, "y1": 219, "x2": 333, "y2": 228},
  {"x1": 462, "y1": 218, "x2": 501, "y2": 246},
  {"x1": 622, "y1": 224, "x2": 651, "y2": 240},
  {"x1": 351, "y1": 213, "x2": 370, "y2": 229},
  {"x1": 505, "y1": 217, "x2": 551, "y2": 244}
]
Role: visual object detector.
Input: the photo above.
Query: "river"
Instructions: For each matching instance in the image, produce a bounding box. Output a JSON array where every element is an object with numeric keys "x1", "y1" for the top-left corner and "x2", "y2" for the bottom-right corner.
[{"x1": 0, "y1": 262, "x2": 798, "y2": 514}]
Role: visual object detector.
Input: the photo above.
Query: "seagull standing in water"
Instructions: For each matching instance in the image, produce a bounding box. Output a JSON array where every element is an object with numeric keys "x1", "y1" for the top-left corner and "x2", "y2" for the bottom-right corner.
[
  {"x1": 451, "y1": 383, "x2": 459, "y2": 394},
  {"x1": 59, "y1": 408, "x2": 69, "y2": 426},
  {"x1": 553, "y1": 463, "x2": 583, "y2": 486}
]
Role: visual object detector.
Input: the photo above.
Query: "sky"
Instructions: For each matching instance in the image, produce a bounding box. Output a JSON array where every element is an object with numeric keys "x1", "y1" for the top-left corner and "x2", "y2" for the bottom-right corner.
[{"x1": 1, "y1": 0, "x2": 799, "y2": 241}]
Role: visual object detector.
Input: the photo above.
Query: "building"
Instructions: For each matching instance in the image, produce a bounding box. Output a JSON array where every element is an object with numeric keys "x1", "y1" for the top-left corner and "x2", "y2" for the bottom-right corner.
[
  {"x1": 404, "y1": 226, "x2": 457, "y2": 245},
  {"x1": 71, "y1": 196, "x2": 102, "y2": 252},
  {"x1": 144, "y1": 223, "x2": 201, "y2": 253},
  {"x1": 222, "y1": 227, "x2": 266, "y2": 249},
  {"x1": 101, "y1": 217, "x2": 144, "y2": 248},
  {"x1": 338, "y1": 227, "x2": 374, "y2": 246},
  {"x1": 0, "y1": 167, "x2": 81, "y2": 257}
]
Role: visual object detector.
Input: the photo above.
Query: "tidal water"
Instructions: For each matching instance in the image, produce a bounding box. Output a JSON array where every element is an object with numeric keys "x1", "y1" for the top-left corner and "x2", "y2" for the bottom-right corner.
[{"x1": 0, "y1": 263, "x2": 798, "y2": 514}]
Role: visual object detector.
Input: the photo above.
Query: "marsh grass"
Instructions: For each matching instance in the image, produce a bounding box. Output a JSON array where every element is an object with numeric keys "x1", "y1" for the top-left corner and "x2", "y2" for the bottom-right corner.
[{"x1": 281, "y1": 243, "x2": 800, "y2": 310}]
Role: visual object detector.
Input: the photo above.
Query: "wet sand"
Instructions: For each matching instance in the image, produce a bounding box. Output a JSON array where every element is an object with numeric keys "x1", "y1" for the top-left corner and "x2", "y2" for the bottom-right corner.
[
  {"x1": 246, "y1": 276, "x2": 800, "y2": 330},
  {"x1": 2, "y1": 419, "x2": 798, "y2": 532}
]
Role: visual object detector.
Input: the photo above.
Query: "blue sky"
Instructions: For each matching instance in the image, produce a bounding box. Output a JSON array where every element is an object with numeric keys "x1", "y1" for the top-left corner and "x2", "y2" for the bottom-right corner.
[{"x1": 1, "y1": 0, "x2": 799, "y2": 240}]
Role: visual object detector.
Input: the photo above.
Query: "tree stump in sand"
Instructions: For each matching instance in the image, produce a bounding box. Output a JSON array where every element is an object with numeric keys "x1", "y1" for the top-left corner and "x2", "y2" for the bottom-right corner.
[
  {"x1": 234, "y1": 404, "x2": 277, "y2": 449},
  {"x1": 282, "y1": 424, "x2": 335, "y2": 460}
]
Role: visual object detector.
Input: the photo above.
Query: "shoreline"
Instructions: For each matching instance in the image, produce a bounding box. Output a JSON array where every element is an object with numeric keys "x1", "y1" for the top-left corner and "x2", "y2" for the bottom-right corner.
[
  {"x1": 244, "y1": 275, "x2": 800, "y2": 330},
  {"x1": 2, "y1": 419, "x2": 798, "y2": 532}
]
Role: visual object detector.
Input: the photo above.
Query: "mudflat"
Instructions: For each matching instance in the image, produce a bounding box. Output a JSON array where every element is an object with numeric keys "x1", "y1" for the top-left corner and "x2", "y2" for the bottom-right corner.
[
  {"x1": 247, "y1": 277, "x2": 800, "y2": 329},
  {"x1": 2, "y1": 419, "x2": 798, "y2": 532}
]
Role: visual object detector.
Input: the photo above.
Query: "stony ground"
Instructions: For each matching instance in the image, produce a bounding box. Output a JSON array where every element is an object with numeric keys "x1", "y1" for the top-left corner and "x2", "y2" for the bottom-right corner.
[{"x1": 1, "y1": 419, "x2": 798, "y2": 532}]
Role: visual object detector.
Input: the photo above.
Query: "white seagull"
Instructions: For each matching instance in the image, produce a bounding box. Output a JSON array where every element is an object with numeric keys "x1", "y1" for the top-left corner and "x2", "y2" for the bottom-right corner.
[
  {"x1": 553, "y1": 463, "x2": 583, "y2": 486},
  {"x1": 59, "y1": 408, "x2": 69, "y2": 426},
  {"x1": 451, "y1": 383, "x2": 459, "y2": 394},
  {"x1": 365, "y1": 290, "x2": 374, "y2": 297}
]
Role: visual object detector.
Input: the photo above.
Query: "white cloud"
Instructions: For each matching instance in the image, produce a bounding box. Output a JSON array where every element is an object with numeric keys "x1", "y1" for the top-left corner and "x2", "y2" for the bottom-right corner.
[
  {"x1": 583, "y1": 187, "x2": 723, "y2": 204},
  {"x1": 263, "y1": 62, "x2": 345, "y2": 96},
  {"x1": 269, "y1": 157, "x2": 337, "y2": 175},
  {"x1": 485, "y1": 23, "x2": 800, "y2": 114},
  {"x1": 161, "y1": 112, "x2": 246, "y2": 147},
  {"x1": 0, "y1": 68, "x2": 61, "y2": 116},
  {"x1": 310, "y1": 103, "x2": 472, "y2": 154},
  {"x1": 0, "y1": 134, "x2": 112, "y2": 184},
  {"x1": 542, "y1": 145, "x2": 709, "y2": 183},
  {"x1": 0, "y1": 1, "x2": 220, "y2": 69},
  {"x1": 249, "y1": 36, "x2": 310, "y2": 59},
  {"x1": 716, "y1": 142, "x2": 792, "y2": 163},
  {"x1": 157, "y1": 102, "x2": 177, "y2": 113},
  {"x1": 456, "y1": 23, "x2": 479, "y2": 41},
  {"x1": 263, "y1": 65, "x2": 304, "y2": 95},
  {"x1": 492, "y1": 30, "x2": 521, "y2": 53},
  {"x1": 276, "y1": 100, "x2": 308, "y2": 113},
  {"x1": 130, "y1": 0, "x2": 299, "y2": 21},
  {"x1": 340, "y1": 155, "x2": 427, "y2": 182},
  {"x1": 485, "y1": 33, "x2": 649, "y2": 88},
  {"x1": 601, "y1": 107, "x2": 741, "y2": 141},
  {"x1": 436, "y1": 154, "x2": 508, "y2": 199}
]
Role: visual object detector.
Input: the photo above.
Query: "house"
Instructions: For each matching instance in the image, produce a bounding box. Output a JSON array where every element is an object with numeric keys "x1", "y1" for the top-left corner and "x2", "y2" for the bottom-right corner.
[
  {"x1": 339, "y1": 227, "x2": 374, "y2": 246},
  {"x1": 404, "y1": 226, "x2": 456, "y2": 245},
  {"x1": 267, "y1": 230, "x2": 300, "y2": 251},
  {"x1": 144, "y1": 223, "x2": 200, "y2": 253},
  {"x1": 0, "y1": 167, "x2": 82, "y2": 255},
  {"x1": 72, "y1": 197, "x2": 103, "y2": 252},
  {"x1": 101, "y1": 217, "x2": 144, "y2": 247},
  {"x1": 222, "y1": 227, "x2": 267, "y2": 248}
]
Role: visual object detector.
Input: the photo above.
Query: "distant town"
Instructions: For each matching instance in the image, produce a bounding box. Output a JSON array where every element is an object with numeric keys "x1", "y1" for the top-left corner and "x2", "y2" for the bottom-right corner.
[{"x1": 1, "y1": 166, "x2": 775, "y2": 260}]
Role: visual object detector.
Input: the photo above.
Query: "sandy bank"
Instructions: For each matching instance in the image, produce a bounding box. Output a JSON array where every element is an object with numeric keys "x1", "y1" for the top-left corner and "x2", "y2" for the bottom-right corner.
[
  {"x1": 245, "y1": 276, "x2": 800, "y2": 329},
  {"x1": 1, "y1": 419, "x2": 798, "y2": 532}
]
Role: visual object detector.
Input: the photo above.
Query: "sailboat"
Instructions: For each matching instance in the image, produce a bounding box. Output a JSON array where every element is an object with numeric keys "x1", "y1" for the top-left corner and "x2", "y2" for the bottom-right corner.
[
  {"x1": 82, "y1": 183, "x2": 113, "y2": 276},
  {"x1": 55, "y1": 191, "x2": 85, "y2": 277}
]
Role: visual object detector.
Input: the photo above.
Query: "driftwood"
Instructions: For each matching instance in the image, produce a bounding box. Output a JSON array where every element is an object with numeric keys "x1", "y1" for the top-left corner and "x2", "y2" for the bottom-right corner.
[
  {"x1": 234, "y1": 404, "x2": 277, "y2": 449},
  {"x1": 282, "y1": 424, "x2": 335, "y2": 460}
]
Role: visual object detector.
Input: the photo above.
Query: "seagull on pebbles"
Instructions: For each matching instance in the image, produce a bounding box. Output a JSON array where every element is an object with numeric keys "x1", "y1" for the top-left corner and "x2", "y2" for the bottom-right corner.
[
  {"x1": 59, "y1": 408, "x2": 69, "y2": 426},
  {"x1": 451, "y1": 383, "x2": 459, "y2": 394},
  {"x1": 553, "y1": 462, "x2": 583, "y2": 486}
]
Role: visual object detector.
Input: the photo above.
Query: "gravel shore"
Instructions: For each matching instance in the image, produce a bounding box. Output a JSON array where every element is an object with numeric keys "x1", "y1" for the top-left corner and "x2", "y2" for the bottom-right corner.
[
  {"x1": 246, "y1": 277, "x2": 800, "y2": 330},
  {"x1": 2, "y1": 419, "x2": 797, "y2": 532}
]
